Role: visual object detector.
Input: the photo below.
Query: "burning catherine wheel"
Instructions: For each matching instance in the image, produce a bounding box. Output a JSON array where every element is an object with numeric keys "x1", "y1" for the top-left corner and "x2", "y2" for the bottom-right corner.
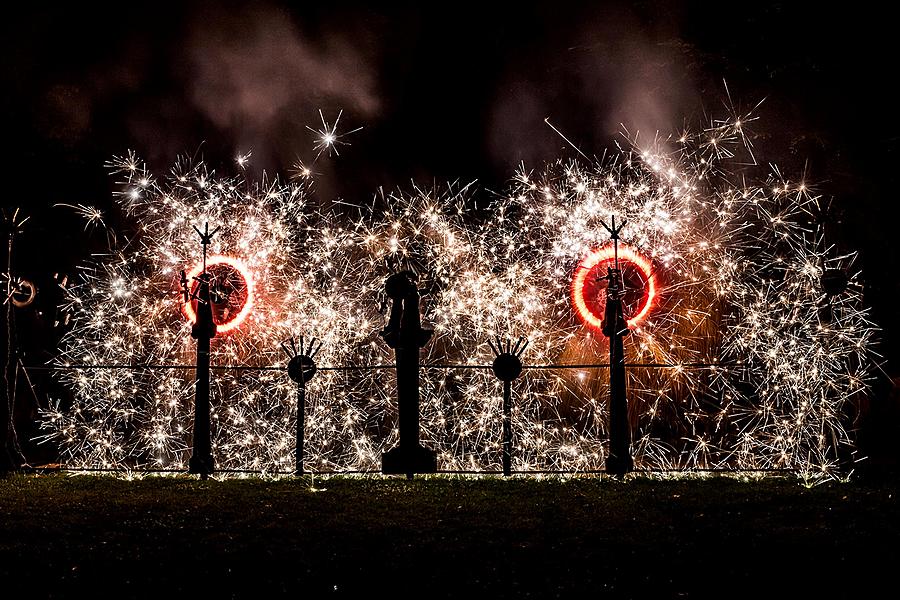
[
  {"x1": 182, "y1": 255, "x2": 254, "y2": 333},
  {"x1": 10, "y1": 278, "x2": 37, "y2": 308},
  {"x1": 571, "y1": 244, "x2": 657, "y2": 330}
]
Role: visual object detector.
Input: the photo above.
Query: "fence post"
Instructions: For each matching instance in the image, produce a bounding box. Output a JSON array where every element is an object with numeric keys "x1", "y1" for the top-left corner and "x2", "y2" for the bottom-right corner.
[
  {"x1": 283, "y1": 336, "x2": 320, "y2": 476},
  {"x1": 490, "y1": 336, "x2": 527, "y2": 476}
]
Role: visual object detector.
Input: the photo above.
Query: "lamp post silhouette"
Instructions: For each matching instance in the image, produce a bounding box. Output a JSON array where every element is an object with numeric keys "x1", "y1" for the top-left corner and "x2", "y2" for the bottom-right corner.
[
  {"x1": 183, "y1": 222, "x2": 219, "y2": 477},
  {"x1": 1, "y1": 208, "x2": 29, "y2": 473},
  {"x1": 600, "y1": 216, "x2": 634, "y2": 476},
  {"x1": 489, "y1": 336, "x2": 528, "y2": 476},
  {"x1": 282, "y1": 335, "x2": 321, "y2": 476},
  {"x1": 380, "y1": 270, "x2": 437, "y2": 478}
]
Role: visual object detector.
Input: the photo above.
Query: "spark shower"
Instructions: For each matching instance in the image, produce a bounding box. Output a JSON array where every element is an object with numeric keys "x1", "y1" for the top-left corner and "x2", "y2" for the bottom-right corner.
[{"x1": 39, "y1": 112, "x2": 877, "y2": 479}]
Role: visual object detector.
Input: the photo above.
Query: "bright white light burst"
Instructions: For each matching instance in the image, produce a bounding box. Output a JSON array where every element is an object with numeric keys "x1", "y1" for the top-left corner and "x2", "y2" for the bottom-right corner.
[{"x1": 40, "y1": 113, "x2": 877, "y2": 479}]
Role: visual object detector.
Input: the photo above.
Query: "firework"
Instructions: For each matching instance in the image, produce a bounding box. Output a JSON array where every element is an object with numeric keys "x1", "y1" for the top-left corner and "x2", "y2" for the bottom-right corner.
[
  {"x1": 306, "y1": 109, "x2": 363, "y2": 159},
  {"x1": 39, "y1": 113, "x2": 877, "y2": 479}
]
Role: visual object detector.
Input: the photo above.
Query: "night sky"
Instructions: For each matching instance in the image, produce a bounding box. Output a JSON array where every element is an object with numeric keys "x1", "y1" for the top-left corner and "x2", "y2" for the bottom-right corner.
[{"x1": 3, "y1": 1, "x2": 899, "y2": 376}]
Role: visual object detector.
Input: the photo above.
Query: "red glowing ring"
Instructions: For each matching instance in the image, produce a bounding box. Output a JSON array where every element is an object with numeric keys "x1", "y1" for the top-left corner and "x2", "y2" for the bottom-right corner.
[
  {"x1": 571, "y1": 245, "x2": 657, "y2": 330},
  {"x1": 182, "y1": 255, "x2": 254, "y2": 334}
]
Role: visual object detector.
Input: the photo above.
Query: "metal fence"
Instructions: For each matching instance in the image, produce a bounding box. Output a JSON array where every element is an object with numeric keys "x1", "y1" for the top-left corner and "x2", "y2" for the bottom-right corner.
[{"x1": 20, "y1": 359, "x2": 814, "y2": 476}]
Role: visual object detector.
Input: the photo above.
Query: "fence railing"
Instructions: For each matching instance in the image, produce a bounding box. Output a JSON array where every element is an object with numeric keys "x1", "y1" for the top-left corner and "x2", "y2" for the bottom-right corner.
[{"x1": 23, "y1": 360, "x2": 811, "y2": 476}]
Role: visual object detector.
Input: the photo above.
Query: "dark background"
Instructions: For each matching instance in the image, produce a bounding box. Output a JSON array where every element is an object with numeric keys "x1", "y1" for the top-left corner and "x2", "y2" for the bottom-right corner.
[{"x1": 2, "y1": 1, "x2": 899, "y2": 464}]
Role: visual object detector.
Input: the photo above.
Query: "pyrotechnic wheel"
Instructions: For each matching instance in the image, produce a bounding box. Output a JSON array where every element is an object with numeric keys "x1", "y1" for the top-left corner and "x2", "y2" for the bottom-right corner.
[
  {"x1": 571, "y1": 245, "x2": 656, "y2": 330},
  {"x1": 10, "y1": 279, "x2": 37, "y2": 308},
  {"x1": 182, "y1": 255, "x2": 254, "y2": 333}
]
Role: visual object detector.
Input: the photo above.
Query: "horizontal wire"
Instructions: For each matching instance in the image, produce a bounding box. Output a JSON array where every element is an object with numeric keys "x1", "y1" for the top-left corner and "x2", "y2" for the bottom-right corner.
[
  {"x1": 46, "y1": 466, "x2": 795, "y2": 476},
  {"x1": 23, "y1": 362, "x2": 745, "y2": 372}
]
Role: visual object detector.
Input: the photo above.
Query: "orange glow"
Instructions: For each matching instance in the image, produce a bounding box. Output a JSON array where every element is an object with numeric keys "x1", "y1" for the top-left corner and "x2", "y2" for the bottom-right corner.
[
  {"x1": 571, "y1": 245, "x2": 657, "y2": 330},
  {"x1": 182, "y1": 255, "x2": 254, "y2": 334}
]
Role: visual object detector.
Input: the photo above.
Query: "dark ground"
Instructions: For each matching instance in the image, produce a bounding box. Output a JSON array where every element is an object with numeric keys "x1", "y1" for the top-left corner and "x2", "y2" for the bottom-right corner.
[{"x1": 1, "y1": 473, "x2": 897, "y2": 598}]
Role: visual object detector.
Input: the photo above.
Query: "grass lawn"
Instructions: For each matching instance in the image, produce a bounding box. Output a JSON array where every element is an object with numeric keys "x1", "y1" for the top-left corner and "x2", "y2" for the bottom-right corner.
[{"x1": 1, "y1": 472, "x2": 897, "y2": 598}]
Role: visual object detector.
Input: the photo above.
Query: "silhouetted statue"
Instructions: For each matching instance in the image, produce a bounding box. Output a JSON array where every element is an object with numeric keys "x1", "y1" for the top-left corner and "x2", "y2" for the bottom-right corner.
[{"x1": 380, "y1": 271, "x2": 437, "y2": 478}]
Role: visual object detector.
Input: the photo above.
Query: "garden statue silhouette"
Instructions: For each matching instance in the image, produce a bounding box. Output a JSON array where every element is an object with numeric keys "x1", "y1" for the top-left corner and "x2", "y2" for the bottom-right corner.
[{"x1": 380, "y1": 270, "x2": 437, "y2": 478}]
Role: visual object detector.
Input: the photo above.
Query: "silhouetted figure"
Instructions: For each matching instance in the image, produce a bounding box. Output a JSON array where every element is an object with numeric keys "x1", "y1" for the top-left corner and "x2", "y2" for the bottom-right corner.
[
  {"x1": 601, "y1": 216, "x2": 634, "y2": 476},
  {"x1": 380, "y1": 271, "x2": 437, "y2": 478}
]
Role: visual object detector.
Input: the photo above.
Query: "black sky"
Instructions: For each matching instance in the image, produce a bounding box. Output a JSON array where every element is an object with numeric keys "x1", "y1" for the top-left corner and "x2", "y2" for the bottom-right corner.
[{"x1": 3, "y1": 1, "x2": 900, "y2": 373}]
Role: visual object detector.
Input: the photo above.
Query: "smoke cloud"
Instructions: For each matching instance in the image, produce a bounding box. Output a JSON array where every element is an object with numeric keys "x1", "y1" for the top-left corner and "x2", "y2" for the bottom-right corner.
[
  {"x1": 488, "y1": 4, "x2": 705, "y2": 170},
  {"x1": 185, "y1": 4, "x2": 382, "y2": 161}
]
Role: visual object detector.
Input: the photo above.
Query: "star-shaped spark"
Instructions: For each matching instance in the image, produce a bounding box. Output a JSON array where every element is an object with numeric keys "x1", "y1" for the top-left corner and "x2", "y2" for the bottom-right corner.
[
  {"x1": 54, "y1": 203, "x2": 106, "y2": 231},
  {"x1": 290, "y1": 159, "x2": 315, "y2": 181},
  {"x1": 306, "y1": 109, "x2": 363, "y2": 159},
  {"x1": 235, "y1": 150, "x2": 252, "y2": 170}
]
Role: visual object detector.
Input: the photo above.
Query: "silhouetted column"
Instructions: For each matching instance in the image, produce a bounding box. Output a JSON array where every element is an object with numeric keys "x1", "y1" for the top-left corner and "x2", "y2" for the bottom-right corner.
[
  {"x1": 603, "y1": 291, "x2": 633, "y2": 475},
  {"x1": 189, "y1": 273, "x2": 216, "y2": 476},
  {"x1": 600, "y1": 215, "x2": 633, "y2": 476},
  {"x1": 381, "y1": 271, "x2": 436, "y2": 478}
]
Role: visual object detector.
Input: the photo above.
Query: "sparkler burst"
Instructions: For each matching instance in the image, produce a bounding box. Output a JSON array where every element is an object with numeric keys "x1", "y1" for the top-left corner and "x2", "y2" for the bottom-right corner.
[
  {"x1": 306, "y1": 109, "x2": 363, "y2": 158},
  {"x1": 39, "y1": 112, "x2": 877, "y2": 479}
]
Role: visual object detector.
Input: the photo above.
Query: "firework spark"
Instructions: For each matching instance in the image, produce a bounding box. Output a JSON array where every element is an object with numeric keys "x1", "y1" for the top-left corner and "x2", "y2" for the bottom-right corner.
[
  {"x1": 306, "y1": 109, "x2": 363, "y2": 159},
  {"x1": 54, "y1": 204, "x2": 106, "y2": 231},
  {"x1": 39, "y1": 112, "x2": 877, "y2": 480},
  {"x1": 235, "y1": 151, "x2": 252, "y2": 170}
]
